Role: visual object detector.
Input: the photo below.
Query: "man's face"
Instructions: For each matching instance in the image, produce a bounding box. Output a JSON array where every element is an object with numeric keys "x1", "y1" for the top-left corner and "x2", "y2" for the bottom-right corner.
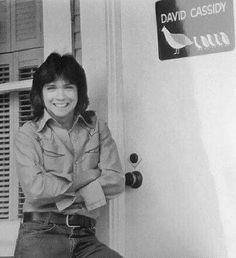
[{"x1": 42, "y1": 77, "x2": 78, "y2": 123}]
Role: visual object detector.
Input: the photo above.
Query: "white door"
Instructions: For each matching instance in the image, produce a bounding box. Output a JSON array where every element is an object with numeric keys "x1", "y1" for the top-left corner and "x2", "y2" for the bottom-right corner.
[
  {"x1": 118, "y1": 1, "x2": 227, "y2": 257},
  {"x1": 81, "y1": 0, "x2": 236, "y2": 257}
]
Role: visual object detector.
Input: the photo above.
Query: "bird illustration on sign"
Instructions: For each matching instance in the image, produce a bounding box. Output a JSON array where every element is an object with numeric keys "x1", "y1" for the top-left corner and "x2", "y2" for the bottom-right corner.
[
  {"x1": 161, "y1": 26, "x2": 193, "y2": 54},
  {"x1": 161, "y1": 26, "x2": 231, "y2": 55}
]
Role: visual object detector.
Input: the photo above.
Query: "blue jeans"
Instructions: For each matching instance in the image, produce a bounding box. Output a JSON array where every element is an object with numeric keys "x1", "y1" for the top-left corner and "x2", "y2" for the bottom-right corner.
[{"x1": 14, "y1": 221, "x2": 124, "y2": 258}]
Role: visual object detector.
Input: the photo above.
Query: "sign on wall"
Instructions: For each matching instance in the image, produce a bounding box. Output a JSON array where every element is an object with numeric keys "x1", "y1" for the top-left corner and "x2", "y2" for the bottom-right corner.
[{"x1": 155, "y1": 0, "x2": 235, "y2": 60}]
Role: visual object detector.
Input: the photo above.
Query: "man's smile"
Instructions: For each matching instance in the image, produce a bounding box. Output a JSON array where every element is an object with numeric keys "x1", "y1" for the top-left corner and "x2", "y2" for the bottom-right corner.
[{"x1": 53, "y1": 103, "x2": 69, "y2": 108}]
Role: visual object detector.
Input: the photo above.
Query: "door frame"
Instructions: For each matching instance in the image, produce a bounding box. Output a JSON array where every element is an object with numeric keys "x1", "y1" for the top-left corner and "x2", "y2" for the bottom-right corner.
[{"x1": 105, "y1": 0, "x2": 126, "y2": 255}]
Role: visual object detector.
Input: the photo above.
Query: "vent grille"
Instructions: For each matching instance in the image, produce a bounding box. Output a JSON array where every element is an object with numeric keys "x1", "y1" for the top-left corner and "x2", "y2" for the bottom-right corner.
[
  {"x1": 0, "y1": 64, "x2": 10, "y2": 83},
  {"x1": 0, "y1": 93, "x2": 10, "y2": 219}
]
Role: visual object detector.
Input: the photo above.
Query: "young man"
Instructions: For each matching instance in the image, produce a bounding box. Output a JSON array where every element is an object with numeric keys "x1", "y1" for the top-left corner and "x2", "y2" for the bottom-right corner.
[{"x1": 14, "y1": 53, "x2": 125, "y2": 258}]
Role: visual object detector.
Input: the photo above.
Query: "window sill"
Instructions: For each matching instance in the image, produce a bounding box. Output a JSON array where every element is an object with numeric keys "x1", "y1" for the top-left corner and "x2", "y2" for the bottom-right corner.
[{"x1": 0, "y1": 80, "x2": 32, "y2": 94}]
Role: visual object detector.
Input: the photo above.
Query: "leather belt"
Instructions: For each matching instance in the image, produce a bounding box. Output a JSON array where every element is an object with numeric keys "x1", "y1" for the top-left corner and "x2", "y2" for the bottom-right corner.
[{"x1": 23, "y1": 212, "x2": 96, "y2": 228}]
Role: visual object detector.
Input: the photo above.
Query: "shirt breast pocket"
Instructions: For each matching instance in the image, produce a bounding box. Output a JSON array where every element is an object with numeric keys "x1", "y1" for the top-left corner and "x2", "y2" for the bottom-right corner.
[
  {"x1": 82, "y1": 145, "x2": 100, "y2": 169},
  {"x1": 42, "y1": 145, "x2": 65, "y2": 173}
]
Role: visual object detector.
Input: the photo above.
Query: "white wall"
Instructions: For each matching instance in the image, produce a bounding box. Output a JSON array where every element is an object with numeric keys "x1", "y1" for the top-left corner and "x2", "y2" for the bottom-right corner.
[
  {"x1": 80, "y1": 0, "x2": 108, "y2": 121},
  {"x1": 43, "y1": 0, "x2": 72, "y2": 57}
]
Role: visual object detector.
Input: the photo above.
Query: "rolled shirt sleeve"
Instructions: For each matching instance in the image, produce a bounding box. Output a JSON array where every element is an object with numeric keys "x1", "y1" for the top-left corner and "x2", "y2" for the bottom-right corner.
[{"x1": 55, "y1": 193, "x2": 76, "y2": 211}]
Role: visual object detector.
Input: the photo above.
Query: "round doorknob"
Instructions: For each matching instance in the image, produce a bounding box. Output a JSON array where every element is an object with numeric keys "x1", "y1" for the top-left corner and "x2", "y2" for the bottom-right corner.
[{"x1": 125, "y1": 171, "x2": 143, "y2": 189}]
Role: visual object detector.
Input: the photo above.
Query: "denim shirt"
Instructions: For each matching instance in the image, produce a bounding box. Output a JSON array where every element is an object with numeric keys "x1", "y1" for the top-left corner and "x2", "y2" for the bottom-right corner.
[{"x1": 14, "y1": 110, "x2": 125, "y2": 219}]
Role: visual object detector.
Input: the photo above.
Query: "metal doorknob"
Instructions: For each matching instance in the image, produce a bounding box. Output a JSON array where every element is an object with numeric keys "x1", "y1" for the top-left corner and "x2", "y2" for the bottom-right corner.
[{"x1": 125, "y1": 171, "x2": 143, "y2": 188}]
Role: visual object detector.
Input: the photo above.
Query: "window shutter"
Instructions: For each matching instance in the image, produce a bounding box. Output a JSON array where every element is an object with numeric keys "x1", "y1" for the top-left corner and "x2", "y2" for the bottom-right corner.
[
  {"x1": 0, "y1": 64, "x2": 10, "y2": 84},
  {"x1": 0, "y1": 91, "x2": 32, "y2": 220},
  {"x1": 19, "y1": 66, "x2": 37, "y2": 81},
  {"x1": 18, "y1": 90, "x2": 32, "y2": 218},
  {"x1": 0, "y1": 93, "x2": 10, "y2": 219},
  {"x1": 0, "y1": 0, "x2": 11, "y2": 53},
  {"x1": 11, "y1": 0, "x2": 43, "y2": 51},
  {"x1": 0, "y1": 53, "x2": 14, "y2": 84},
  {"x1": 13, "y1": 48, "x2": 42, "y2": 217},
  {"x1": 17, "y1": 51, "x2": 36, "y2": 216},
  {"x1": 18, "y1": 90, "x2": 32, "y2": 126},
  {"x1": 13, "y1": 48, "x2": 43, "y2": 81}
]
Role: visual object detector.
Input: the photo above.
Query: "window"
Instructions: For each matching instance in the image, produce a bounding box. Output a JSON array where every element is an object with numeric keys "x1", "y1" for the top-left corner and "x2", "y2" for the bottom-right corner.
[{"x1": 0, "y1": 0, "x2": 43, "y2": 220}]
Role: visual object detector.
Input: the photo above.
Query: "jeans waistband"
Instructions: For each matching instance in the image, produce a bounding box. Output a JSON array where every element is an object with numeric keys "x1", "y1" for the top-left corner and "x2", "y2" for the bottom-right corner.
[{"x1": 23, "y1": 212, "x2": 96, "y2": 228}]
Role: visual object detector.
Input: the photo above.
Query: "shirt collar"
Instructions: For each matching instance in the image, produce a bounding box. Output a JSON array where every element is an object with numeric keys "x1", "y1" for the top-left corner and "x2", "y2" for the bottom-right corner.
[
  {"x1": 36, "y1": 109, "x2": 52, "y2": 132},
  {"x1": 77, "y1": 113, "x2": 96, "y2": 129},
  {"x1": 36, "y1": 109, "x2": 94, "y2": 132}
]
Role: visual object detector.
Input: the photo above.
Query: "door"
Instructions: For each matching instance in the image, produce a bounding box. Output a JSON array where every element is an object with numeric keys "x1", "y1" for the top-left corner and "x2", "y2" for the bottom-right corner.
[
  {"x1": 120, "y1": 0, "x2": 236, "y2": 257},
  {"x1": 80, "y1": 0, "x2": 236, "y2": 257}
]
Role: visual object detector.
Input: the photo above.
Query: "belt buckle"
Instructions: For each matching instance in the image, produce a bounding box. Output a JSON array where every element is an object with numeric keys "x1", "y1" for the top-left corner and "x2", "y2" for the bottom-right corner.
[{"x1": 66, "y1": 215, "x2": 81, "y2": 228}]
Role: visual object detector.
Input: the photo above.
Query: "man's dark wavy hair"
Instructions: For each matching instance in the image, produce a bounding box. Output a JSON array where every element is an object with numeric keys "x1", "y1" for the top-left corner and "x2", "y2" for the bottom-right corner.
[{"x1": 30, "y1": 52, "x2": 89, "y2": 121}]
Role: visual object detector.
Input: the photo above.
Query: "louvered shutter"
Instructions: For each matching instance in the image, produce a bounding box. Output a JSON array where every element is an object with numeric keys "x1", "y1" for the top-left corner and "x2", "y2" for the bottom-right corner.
[
  {"x1": 0, "y1": 58, "x2": 11, "y2": 219},
  {"x1": 0, "y1": 53, "x2": 14, "y2": 84},
  {"x1": 17, "y1": 90, "x2": 32, "y2": 218},
  {"x1": 0, "y1": 64, "x2": 10, "y2": 84},
  {"x1": 13, "y1": 47, "x2": 42, "y2": 218},
  {"x1": 18, "y1": 91, "x2": 32, "y2": 126},
  {"x1": 0, "y1": 0, "x2": 11, "y2": 53},
  {"x1": 0, "y1": 93, "x2": 10, "y2": 219},
  {"x1": 17, "y1": 60, "x2": 35, "y2": 217},
  {"x1": 72, "y1": 0, "x2": 82, "y2": 63},
  {"x1": 14, "y1": 48, "x2": 43, "y2": 81},
  {"x1": 11, "y1": 0, "x2": 43, "y2": 51}
]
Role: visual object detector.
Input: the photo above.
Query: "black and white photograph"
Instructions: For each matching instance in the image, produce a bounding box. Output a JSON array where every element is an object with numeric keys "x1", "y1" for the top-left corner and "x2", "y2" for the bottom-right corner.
[{"x1": 0, "y1": 0, "x2": 235, "y2": 257}]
